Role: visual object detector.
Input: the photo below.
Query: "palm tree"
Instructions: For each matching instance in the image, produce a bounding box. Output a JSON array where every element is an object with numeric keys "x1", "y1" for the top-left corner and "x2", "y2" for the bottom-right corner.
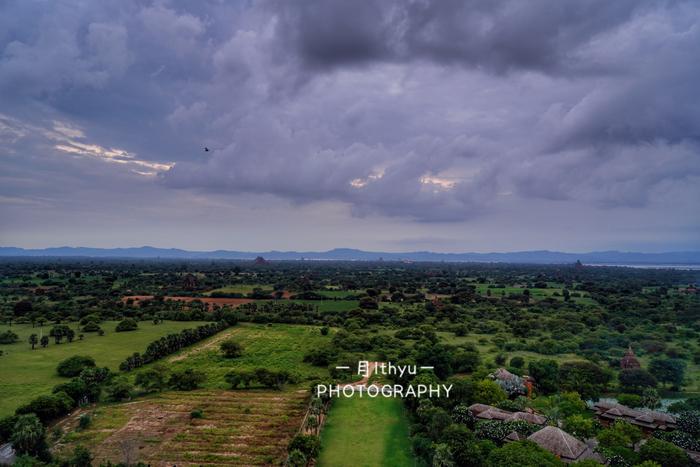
[
  {"x1": 29, "y1": 334, "x2": 38, "y2": 350},
  {"x1": 11, "y1": 414, "x2": 46, "y2": 456}
]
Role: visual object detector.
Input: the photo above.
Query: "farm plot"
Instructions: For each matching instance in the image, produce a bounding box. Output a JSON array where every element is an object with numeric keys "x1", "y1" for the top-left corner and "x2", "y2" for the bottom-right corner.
[{"x1": 55, "y1": 389, "x2": 309, "y2": 466}]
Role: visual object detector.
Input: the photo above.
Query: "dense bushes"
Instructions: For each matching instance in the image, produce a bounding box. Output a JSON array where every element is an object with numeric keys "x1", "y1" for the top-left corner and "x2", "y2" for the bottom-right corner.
[
  {"x1": 56, "y1": 355, "x2": 96, "y2": 377},
  {"x1": 225, "y1": 368, "x2": 293, "y2": 389},
  {"x1": 115, "y1": 318, "x2": 138, "y2": 332},
  {"x1": 0, "y1": 330, "x2": 19, "y2": 344},
  {"x1": 220, "y1": 339, "x2": 243, "y2": 358},
  {"x1": 15, "y1": 392, "x2": 74, "y2": 424},
  {"x1": 119, "y1": 321, "x2": 228, "y2": 371}
]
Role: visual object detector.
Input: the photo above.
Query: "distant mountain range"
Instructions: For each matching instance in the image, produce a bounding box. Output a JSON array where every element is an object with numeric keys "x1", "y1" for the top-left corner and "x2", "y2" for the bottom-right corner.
[{"x1": 1, "y1": 246, "x2": 699, "y2": 265}]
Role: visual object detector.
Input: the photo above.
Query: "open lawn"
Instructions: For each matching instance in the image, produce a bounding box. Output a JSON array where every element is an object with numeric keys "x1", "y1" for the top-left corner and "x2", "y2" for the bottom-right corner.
[
  {"x1": 54, "y1": 389, "x2": 309, "y2": 466},
  {"x1": 318, "y1": 396, "x2": 414, "y2": 467},
  {"x1": 0, "y1": 320, "x2": 207, "y2": 417},
  {"x1": 144, "y1": 323, "x2": 333, "y2": 388}
]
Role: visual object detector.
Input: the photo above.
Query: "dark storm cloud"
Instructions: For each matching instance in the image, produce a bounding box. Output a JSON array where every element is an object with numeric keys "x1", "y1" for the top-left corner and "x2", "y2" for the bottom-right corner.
[
  {"x1": 273, "y1": 0, "x2": 643, "y2": 74},
  {"x1": 0, "y1": 0, "x2": 699, "y2": 229}
]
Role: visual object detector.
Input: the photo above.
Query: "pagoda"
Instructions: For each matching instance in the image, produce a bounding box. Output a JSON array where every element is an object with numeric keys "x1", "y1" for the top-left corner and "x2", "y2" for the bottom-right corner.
[{"x1": 620, "y1": 345, "x2": 641, "y2": 369}]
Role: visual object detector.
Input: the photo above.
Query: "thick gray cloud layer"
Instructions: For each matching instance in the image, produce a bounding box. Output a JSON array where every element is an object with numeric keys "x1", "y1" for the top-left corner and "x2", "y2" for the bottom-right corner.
[{"x1": 0, "y1": 0, "x2": 698, "y2": 249}]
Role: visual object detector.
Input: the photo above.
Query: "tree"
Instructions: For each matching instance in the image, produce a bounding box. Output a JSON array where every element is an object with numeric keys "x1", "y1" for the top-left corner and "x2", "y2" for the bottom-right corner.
[
  {"x1": 65, "y1": 328, "x2": 75, "y2": 343},
  {"x1": 486, "y1": 440, "x2": 563, "y2": 467},
  {"x1": 169, "y1": 368, "x2": 206, "y2": 390},
  {"x1": 57, "y1": 355, "x2": 96, "y2": 377},
  {"x1": 50, "y1": 324, "x2": 71, "y2": 344},
  {"x1": 676, "y1": 411, "x2": 700, "y2": 437},
  {"x1": 510, "y1": 356, "x2": 525, "y2": 369},
  {"x1": 115, "y1": 318, "x2": 138, "y2": 332},
  {"x1": 641, "y1": 388, "x2": 660, "y2": 409},
  {"x1": 105, "y1": 378, "x2": 134, "y2": 402},
  {"x1": 11, "y1": 414, "x2": 49, "y2": 459},
  {"x1": 639, "y1": 438, "x2": 690, "y2": 467},
  {"x1": 473, "y1": 380, "x2": 507, "y2": 405},
  {"x1": 70, "y1": 445, "x2": 93, "y2": 467},
  {"x1": 40, "y1": 335, "x2": 49, "y2": 348},
  {"x1": 619, "y1": 369, "x2": 657, "y2": 394},
  {"x1": 616, "y1": 393, "x2": 643, "y2": 408},
  {"x1": 528, "y1": 360, "x2": 559, "y2": 395},
  {"x1": 28, "y1": 334, "x2": 38, "y2": 350},
  {"x1": 15, "y1": 392, "x2": 74, "y2": 423},
  {"x1": 558, "y1": 361, "x2": 611, "y2": 400},
  {"x1": 287, "y1": 449, "x2": 307, "y2": 467},
  {"x1": 288, "y1": 434, "x2": 320, "y2": 459},
  {"x1": 443, "y1": 424, "x2": 495, "y2": 466},
  {"x1": 220, "y1": 339, "x2": 243, "y2": 358},
  {"x1": 649, "y1": 358, "x2": 686, "y2": 389},
  {"x1": 432, "y1": 443, "x2": 455, "y2": 467},
  {"x1": 564, "y1": 414, "x2": 596, "y2": 439},
  {"x1": 135, "y1": 365, "x2": 170, "y2": 392}
]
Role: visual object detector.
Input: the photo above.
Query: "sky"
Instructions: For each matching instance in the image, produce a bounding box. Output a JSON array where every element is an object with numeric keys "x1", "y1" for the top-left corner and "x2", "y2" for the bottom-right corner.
[{"x1": 0, "y1": 0, "x2": 699, "y2": 253}]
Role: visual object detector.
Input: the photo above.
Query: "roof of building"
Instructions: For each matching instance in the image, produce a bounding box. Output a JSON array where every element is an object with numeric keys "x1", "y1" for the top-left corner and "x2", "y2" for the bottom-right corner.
[
  {"x1": 527, "y1": 426, "x2": 588, "y2": 461},
  {"x1": 591, "y1": 402, "x2": 676, "y2": 430},
  {"x1": 468, "y1": 403, "x2": 547, "y2": 425}
]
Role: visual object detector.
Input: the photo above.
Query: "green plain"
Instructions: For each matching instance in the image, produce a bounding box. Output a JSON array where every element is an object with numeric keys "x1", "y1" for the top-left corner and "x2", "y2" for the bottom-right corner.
[
  {"x1": 0, "y1": 320, "x2": 207, "y2": 417},
  {"x1": 318, "y1": 396, "x2": 415, "y2": 467}
]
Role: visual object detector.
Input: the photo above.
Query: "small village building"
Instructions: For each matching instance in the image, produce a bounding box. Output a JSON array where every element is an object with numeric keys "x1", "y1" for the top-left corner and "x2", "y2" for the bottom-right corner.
[
  {"x1": 591, "y1": 402, "x2": 677, "y2": 433},
  {"x1": 527, "y1": 426, "x2": 602, "y2": 464},
  {"x1": 620, "y1": 346, "x2": 641, "y2": 369},
  {"x1": 467, "y1": 404, "x2": 546, "y2": 425}
]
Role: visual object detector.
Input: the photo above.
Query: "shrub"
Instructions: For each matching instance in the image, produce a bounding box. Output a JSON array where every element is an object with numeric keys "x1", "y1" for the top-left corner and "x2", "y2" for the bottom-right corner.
[
  {"x1": 190, "y1": 409, "x2": 204, "y2": 419},
  {"x1": 78, "y1": 414, "x2": 91, "y2": 430},
  {"x1": 69, "y1": 445, "x2": 93, "y2": 467},
  {"x1": 81, "y1": 322, "x2": 101, "y2": 333},
  {"x1": 115, "y1": 318, "x2": 138, "y2": 332},
  {"x1": 0, "y1": 330, "x2": 19, "y2": 344},
  {"x1": 57, "y1": 355, "x2": 96, "y2": 377},
  {"x1": 220, "y1": 339, "x2": 243, "y2": 358}
]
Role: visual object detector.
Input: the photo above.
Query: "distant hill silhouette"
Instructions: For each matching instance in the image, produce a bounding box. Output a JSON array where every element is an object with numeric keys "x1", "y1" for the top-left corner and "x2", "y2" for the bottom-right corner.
[{"x1": 1, "y1": 246, "x2": 699, "y2": 265}]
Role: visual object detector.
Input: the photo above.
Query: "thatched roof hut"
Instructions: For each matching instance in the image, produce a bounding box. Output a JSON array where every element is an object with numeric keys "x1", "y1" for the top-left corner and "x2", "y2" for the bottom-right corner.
[{"x1": 527, "y1": 426, "x2": 600, "y2": 463}]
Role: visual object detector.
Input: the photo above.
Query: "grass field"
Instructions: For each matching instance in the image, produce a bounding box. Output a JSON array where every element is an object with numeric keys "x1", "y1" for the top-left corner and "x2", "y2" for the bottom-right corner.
[
  {"x1": 0, "y1": 320, "x2": 208, "y2": 417},
  {"x1": 148, "y1": 323, "x2": 333, "y2": 388},
  {"x1": 318, "y1": 396, "x2": 415, "y2": 467},
  {"x1": 54, "y1": 389, "x2": 309, "y2": 466}
]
